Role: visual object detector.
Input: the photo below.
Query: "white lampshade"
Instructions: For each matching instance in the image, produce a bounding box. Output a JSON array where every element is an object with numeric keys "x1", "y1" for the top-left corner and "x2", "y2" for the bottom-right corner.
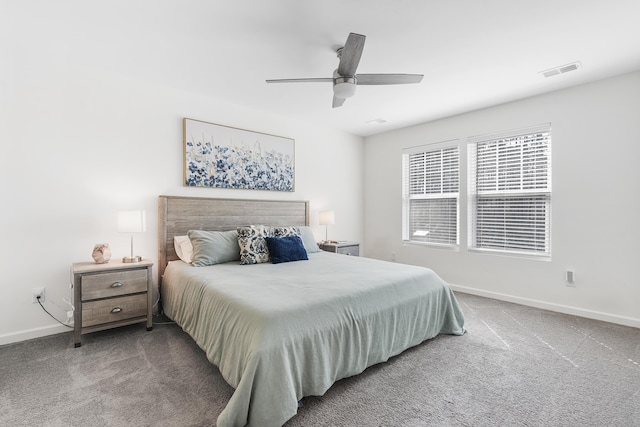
[
  {"x1": 333, "y1": 70, "x2": 357, "y2": 98},
  {"x1": 117, "y1": 210, "x2": 146, "y2": 263},
  {"x1": 319, "y1": 211, "x2": 335, "y2": 226},
  {"x1": 117, "y1": 210, "x2": 147, "y2": 233}
]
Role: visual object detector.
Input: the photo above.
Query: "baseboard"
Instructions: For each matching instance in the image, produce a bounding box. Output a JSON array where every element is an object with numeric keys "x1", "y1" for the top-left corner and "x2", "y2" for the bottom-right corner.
[
  {"x1": 4, "y1": 286, "x2": 637, "y2": 346},
  {"x1": 449, "y1": 284, "x2": 640, "y2": 329},
  {"x1": 0, "y1": 324, "x2": 71, "y2": 346}
]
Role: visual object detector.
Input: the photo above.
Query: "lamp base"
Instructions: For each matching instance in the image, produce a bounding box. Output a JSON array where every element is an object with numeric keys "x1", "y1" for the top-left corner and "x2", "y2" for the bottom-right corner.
[{"x1": 122, "y1": 256, "x2": 142, "y2": 263}]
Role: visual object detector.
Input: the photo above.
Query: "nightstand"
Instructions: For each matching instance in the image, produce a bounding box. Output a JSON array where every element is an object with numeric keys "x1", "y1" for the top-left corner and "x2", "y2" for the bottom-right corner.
[
  {"x1": 72, "y1": 260, "x2": 153, "y2": 347},
  {"x1": 318, "y1": 241, "x2": 360, "y2": 256}
]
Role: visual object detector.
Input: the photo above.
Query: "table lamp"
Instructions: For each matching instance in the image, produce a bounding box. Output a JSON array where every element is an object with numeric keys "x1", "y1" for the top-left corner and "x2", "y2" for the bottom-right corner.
[
  {"x1": 319, "y1": 210, "x2": 335, "y2": 243},
  {"x1": 117, "y1": 210, "x2": 146, "y2": 263}
]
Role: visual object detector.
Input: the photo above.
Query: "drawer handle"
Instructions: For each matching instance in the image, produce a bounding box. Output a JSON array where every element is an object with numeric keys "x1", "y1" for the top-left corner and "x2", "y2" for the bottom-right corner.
[
  {"x1": 111, "y1": 307, "x2": 123, "y2": 314},
  {"x1": 111, "y1": 281, "x2": 124, "y2": 288}
]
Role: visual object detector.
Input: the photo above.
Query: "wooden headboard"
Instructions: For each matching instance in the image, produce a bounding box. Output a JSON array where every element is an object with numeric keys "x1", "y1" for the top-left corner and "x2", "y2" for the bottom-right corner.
[{"x1": 158, "y1": 195, "x2": 310, "y2": 287}]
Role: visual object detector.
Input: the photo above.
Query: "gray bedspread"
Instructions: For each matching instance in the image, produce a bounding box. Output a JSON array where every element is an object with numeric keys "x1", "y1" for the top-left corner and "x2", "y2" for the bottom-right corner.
[{"x1": 162, "y1": 251, "x2": 465, "y2": 427}]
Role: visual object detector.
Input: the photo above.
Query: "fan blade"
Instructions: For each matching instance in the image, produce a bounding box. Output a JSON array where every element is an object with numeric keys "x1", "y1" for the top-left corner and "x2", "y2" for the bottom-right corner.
[
  {"x1": 337, "y1": 33, "x2": 365, "y2": 77},
  {"x1": 332, "y1": 95, "x2": 346, "y2": 108},
  {"x1": 266, "y1": 78, "x2": 333, "y2": 83},
  {"x1": 356, "y1": 74, "x2": 424, "y2": 85}
]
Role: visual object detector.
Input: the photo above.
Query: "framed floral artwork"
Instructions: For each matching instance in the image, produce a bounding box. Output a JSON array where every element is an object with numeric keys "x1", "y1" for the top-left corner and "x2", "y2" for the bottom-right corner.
[{"x1": 183, "y1": 118, "x2": 295, "y2": 191}]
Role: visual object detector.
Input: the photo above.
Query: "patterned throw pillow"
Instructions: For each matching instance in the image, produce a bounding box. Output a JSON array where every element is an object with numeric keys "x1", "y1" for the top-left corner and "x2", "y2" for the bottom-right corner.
[
  {"x1": 237, "y1": 225, "x2": 273, "y2": 265},
  {"x1": 274, "y1": 226, "x2": 322, "y2": 253},
  {"x1": 272, "y1": 226, "x2": 300, "y2": 238}
]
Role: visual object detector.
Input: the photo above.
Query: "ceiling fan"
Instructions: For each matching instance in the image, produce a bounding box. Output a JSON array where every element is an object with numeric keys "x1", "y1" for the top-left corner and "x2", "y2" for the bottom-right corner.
[{"x1": 266, "y1": 32, "x2": 423, "y2": 108}]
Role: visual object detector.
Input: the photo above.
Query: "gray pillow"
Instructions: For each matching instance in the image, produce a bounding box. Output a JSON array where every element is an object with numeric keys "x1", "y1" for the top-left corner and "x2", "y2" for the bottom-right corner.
[
  {"x1": 188, "y1": 230, "x2": 240, "y2": 266},
  {"x1": 298, "y1": 226, "x2": 320, "y2": 253}
]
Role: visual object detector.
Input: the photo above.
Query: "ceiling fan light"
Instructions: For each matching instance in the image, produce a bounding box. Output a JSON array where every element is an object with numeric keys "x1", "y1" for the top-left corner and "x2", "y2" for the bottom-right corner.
[{"x1": 333, "y1": 76, "x2": 357, "y2": 98}]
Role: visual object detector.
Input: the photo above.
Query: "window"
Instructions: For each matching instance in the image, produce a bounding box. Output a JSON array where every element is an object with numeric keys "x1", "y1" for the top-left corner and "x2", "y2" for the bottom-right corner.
[
  {"x1": 402, "y1": 141, "x2": 459, "y2": 246},
  {"x1": 468, "y1": 124, "x2": 551, "y2": 257}
]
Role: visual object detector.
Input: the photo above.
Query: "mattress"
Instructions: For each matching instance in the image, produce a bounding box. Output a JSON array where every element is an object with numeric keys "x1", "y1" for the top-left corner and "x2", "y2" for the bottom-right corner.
[{"x1": 162, "y1": 251, "x2": 465, "y2": 426}]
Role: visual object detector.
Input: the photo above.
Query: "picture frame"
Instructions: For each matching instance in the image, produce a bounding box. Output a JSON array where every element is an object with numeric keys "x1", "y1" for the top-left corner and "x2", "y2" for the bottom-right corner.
[{"x1": 183, "y1": 118, "x2": 295, "y2": 192}]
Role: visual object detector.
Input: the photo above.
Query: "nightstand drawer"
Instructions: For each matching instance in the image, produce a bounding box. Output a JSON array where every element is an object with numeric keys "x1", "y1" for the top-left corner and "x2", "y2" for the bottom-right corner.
[
  {"x1": 82, "y1": 269, "x2": 147, "y2": 300},
  {"x1": 82, "y1": 293, "x2": 148, "y2": 327},
  {"x1": 336, "y1": 245, "x2": 359, "y2": 256}
]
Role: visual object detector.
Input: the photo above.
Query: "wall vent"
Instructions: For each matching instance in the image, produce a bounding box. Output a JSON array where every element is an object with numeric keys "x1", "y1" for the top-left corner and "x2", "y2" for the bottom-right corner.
[{"x1": 540, "y1": 61, "x2": 581, "y2": 78}]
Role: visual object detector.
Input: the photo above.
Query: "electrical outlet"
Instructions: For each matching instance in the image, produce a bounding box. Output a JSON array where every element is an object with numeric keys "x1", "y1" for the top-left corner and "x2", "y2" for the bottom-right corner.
[
  {"x1": 391, "y1": 252, "x2": 397, "y2": 262},
  {"x1": 32, "y1": 287, "x2": 45, "y2": 303},
  {"x1": 565, "y1": 270, "x2": 575, "y2": 286}
]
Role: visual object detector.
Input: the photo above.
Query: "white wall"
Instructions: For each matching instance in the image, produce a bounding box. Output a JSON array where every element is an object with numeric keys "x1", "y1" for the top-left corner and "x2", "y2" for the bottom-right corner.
[
  {"x1": 0, "y1": 65, "x2": 363, "y2": 345},
  {"x1": 364, "y1": 71, "x2": 640, "y2": 327}
]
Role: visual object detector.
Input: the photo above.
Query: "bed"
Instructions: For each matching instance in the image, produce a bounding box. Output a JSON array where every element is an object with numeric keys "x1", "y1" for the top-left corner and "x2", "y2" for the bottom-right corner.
[{"x1": 158, "y1": 195, "x2": 465, "y2": 427}]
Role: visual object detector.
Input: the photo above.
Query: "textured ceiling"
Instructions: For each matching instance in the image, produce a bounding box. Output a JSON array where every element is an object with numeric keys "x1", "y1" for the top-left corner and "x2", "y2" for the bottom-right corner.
[{"x1": 9, "y1": 0, "x2": 640, "y2": 137}]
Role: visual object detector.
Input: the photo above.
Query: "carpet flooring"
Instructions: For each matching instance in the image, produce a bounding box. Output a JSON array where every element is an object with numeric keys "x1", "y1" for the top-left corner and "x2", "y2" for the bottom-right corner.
[{"x1": 1, "y1": 292, "x2": 639, "y2": 426}]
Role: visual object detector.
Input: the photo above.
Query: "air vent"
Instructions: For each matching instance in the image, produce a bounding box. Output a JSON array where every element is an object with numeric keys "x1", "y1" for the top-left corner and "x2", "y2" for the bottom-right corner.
[{"x1": 540, "y1": 62, "x2": 581, "y2": 78}]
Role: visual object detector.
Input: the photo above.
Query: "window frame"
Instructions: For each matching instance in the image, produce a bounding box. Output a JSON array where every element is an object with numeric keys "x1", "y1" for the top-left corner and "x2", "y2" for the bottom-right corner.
[
  {"x1": 402, "y1": 140, "x2": 460, "y2": 248},
  {"x1": 467, "y1": 124, "x2": 552, "y2": 258}
]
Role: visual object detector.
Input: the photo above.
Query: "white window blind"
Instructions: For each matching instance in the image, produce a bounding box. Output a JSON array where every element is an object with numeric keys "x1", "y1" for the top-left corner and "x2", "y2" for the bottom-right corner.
[
  {"x1": 402, "y1": 142, "x2": 459, "y2": 246},
  {"x1": 468, "y1": 124, "x2": 551, "y2": 257}
]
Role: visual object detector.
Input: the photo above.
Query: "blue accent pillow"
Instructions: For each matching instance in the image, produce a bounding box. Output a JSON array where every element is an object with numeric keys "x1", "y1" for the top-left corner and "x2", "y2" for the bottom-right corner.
[{"x1": 265, "y1": 235, "x2": 308, "y2": 264}]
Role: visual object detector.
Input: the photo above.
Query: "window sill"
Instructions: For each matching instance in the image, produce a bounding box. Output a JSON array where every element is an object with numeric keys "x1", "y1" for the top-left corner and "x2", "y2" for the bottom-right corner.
[
  {"x1": 468, "y1": 247, "x2": 551, "y2": 261},
  {"x1": 403, "y1": 241, "x2": 459, "y2": 251}
]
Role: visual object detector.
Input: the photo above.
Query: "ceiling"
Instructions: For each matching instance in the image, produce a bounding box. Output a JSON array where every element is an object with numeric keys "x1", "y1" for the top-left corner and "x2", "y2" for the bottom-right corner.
[{"x1": 14, "y1": 0, "x2": 640, "y2": 137}]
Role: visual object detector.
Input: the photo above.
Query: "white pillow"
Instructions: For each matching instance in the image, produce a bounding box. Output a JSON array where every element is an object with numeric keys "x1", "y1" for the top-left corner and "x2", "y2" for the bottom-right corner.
[{"x1": 174, "y1": 235, "x2": 194, "y2": 263}]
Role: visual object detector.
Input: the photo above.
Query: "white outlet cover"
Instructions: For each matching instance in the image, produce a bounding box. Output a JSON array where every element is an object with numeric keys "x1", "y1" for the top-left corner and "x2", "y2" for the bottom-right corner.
[{"x1": 32, "y1": 288, "x2": 45, "y2": 303}]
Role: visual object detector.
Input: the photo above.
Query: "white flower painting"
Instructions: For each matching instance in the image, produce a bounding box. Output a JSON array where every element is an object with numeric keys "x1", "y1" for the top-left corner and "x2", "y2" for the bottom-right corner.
[{"x1": 184, "y1": 118, "x2": 295, "y2": 191}]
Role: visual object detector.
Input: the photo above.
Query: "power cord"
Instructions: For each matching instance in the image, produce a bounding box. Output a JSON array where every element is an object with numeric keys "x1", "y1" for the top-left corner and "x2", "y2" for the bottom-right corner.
[
  {"x1": 151, "y1": 287, "x2": 175, "y2": 325},
  {"x1": 37, "y1": 295, "x2": 175, "y2": 327},
  {"x1": 152, "y1": 312, "x2": 176, "y2": 325},
  {"x1": 37, "y1": 296, "x2": 73, "y2": 329}
]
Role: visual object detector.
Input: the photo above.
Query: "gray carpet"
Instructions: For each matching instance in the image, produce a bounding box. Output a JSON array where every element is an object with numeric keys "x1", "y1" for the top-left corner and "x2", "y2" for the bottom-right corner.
[{"x1": 1, "y1": 292, "x2": 639, "y2": 426}]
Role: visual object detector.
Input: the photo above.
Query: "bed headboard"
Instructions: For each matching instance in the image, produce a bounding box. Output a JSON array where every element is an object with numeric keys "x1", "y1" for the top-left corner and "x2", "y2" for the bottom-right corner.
[{"x1": 158, "y1": 195, "x2": 310, "y2": 287}]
